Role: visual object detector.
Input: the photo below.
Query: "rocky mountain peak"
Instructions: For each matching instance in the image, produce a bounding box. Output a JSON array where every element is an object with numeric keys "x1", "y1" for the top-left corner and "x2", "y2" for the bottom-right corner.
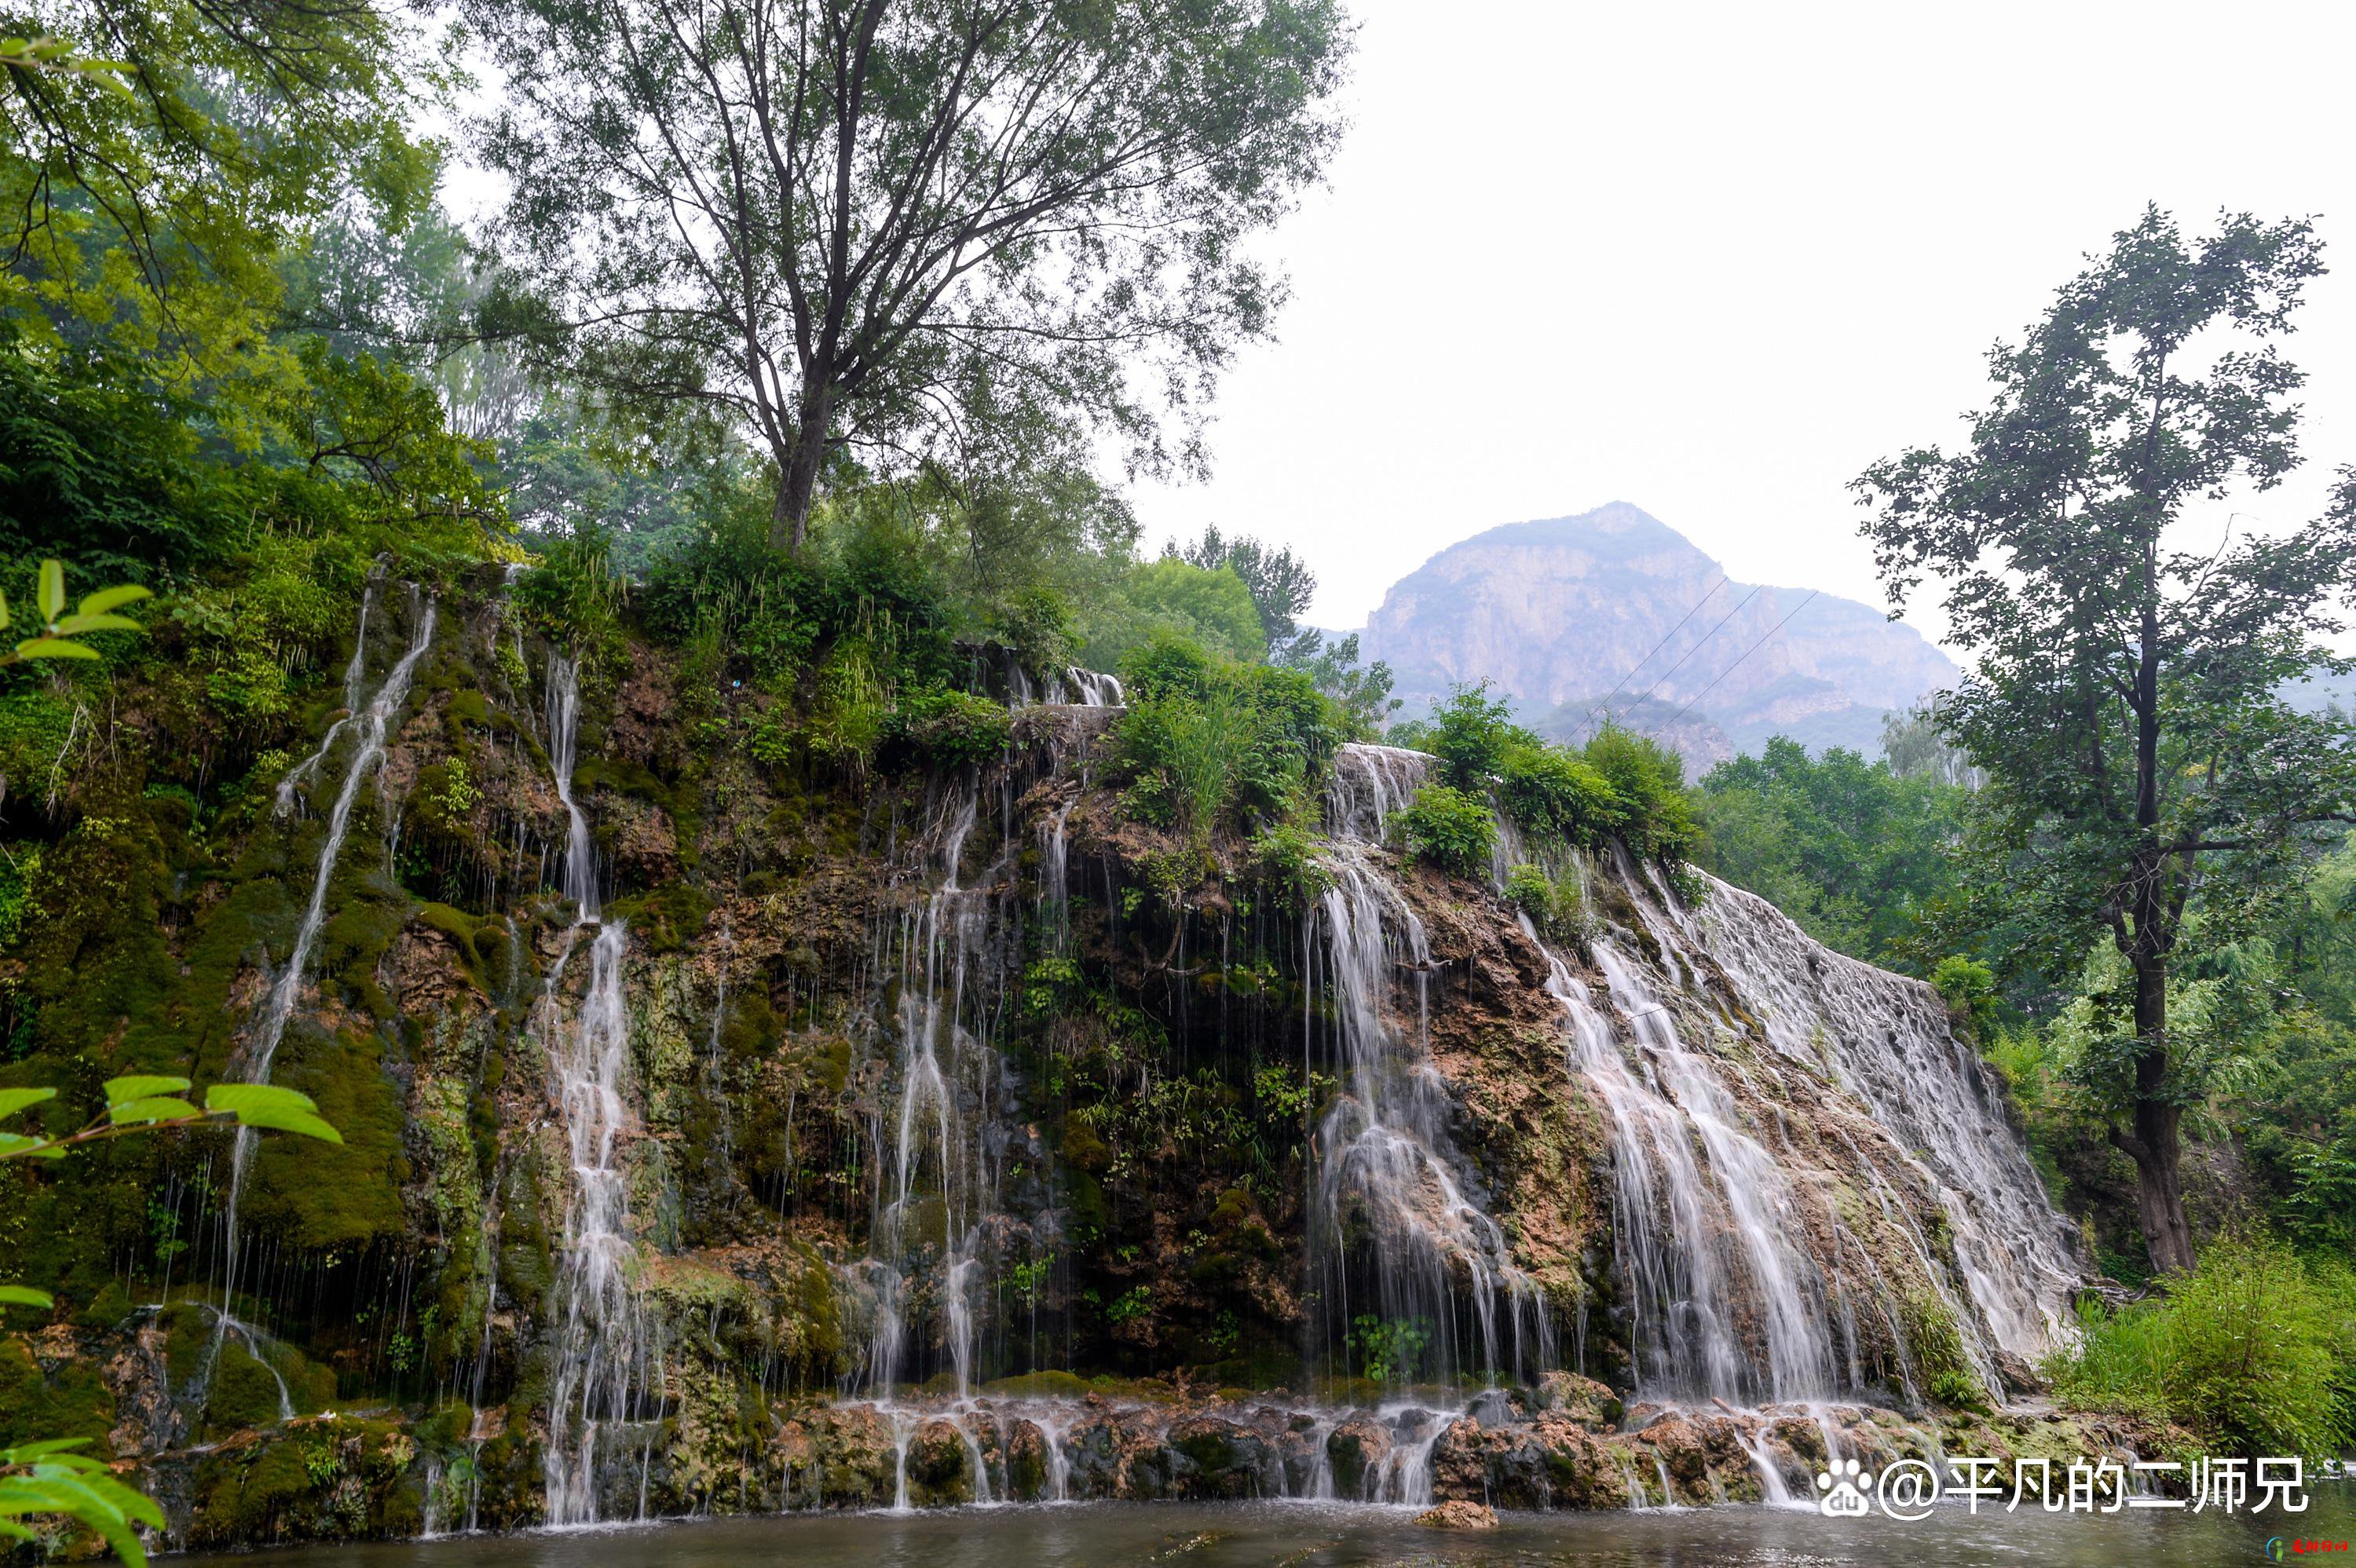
[{"x1": 1359, "y1": 503, "x2": 1959, "y2": 769}]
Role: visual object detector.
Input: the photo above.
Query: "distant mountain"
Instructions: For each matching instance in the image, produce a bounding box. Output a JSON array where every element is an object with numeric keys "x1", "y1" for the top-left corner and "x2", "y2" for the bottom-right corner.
[{"x1": 1359, "y1": 503, "x2": 1959, "y2": 771}]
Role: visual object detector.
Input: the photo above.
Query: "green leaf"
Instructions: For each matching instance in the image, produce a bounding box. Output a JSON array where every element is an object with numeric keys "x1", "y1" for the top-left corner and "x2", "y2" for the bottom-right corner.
[
  {"x1": 203, "y1": 1084, "x2": 342, "y2": 1143},
  {"x1": 101, "y1": 1076, "x2": 190, "y2": 1106},
  {"x1": 1, "y1": 1439, "x2": 93, "y2": 1463},
  {"x1": 36, "y1": 560, "x2": 63, "y2": 623},
  {"x1": 13, "y1": 638, "x2": 97, "y2": 661},
  {"x1": 103, "y1": 1076, "x2": 191, "y2": 1107},
  {"x1": 0, "y1": 1131, "x2": 54, "y2": 1159},
  {"x1": 0, "y1": 587, "x2": 9, "y2": 631},
  {"x1": 51, "y1": 612, "x2": 145, "y2": 637},
  {"x1": 0, "y1": 1286, "x2": 52, "y2": 1308},
  {"x1": 107, "y1": 1097, "x2": 200, "y2": 1125},
  {"x1": 0, "y1": 1087, "x2": 55, "y2": 1118},
  {"x1": 75, "y1": 584, "x2": 152, "y2": 617}
]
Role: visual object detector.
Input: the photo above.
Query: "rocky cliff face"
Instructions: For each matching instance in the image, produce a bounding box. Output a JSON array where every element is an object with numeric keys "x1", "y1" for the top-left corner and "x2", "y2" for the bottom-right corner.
[
  {"x1": 0, "y1": 567, "x2": 2117, "y2": 1555},
  {"x1": 1359, "y1": 503, "x2": 1959, "y2": 766}
]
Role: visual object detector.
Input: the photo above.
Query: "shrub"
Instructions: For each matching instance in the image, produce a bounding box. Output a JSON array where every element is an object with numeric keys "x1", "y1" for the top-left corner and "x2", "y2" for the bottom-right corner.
[
  {"x1": 1498, "y1": 741, "x2": 1622, "y2": 844},
  {"x1": 1933, "y1": 955, "x2": 2000, "y2": 1040},
  {"x1": 1427, "y1": 682, "x2": 1514, "y2": 791},
  {"x1": 1582, "y1": 725, "x2": 1702, "y2": 861},
  {"x1": 2045, "y1": 1236, "x2": 2356, "y2": 1460},
  {"x1": 885, "y1": 687, "x2": 1013, "y2": 772},
  {"x1": 1110, "y1": 634, "x2": 1342, "y2": 850},
  {"x1": 1400, "y1": 784, "x2": 1495, "y2": 879}
]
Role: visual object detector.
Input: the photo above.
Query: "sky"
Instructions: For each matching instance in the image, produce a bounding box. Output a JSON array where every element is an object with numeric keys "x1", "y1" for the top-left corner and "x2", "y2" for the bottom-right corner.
[{"x1": 1122, "y1": 1, "x2": 2356, "y2": 651}]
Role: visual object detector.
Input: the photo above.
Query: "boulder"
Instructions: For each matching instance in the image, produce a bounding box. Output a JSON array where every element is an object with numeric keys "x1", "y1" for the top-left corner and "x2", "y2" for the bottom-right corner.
[{"x1": 1414, "y1": 1500, "x2": 1498, "y2": 1530}]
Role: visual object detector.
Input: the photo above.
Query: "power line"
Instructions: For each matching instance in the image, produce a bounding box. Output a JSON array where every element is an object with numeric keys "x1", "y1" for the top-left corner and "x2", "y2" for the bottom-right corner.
[
  {"x1": 1666, "y1": 590, "x2": 1822, "y2": 726},
  {"x1": 1618, "y1": 584, "x2": 1764, "y2": 716},
  {"x1": 1580, "y1": 574, "x2": 1730, "y2": 728}
]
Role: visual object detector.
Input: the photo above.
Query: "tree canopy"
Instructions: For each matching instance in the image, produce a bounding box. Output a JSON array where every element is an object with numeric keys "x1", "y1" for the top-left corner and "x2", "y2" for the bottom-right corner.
[
  {"x1": 1854, "y1": 205, "x2": 2356, "y2": 1274},
  {"x1": 468, "y1": 0, "x2": 1354, "y2": 551}
]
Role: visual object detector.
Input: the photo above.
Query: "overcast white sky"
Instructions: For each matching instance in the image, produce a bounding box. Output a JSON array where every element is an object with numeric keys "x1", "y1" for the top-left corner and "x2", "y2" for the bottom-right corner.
[{"x1": 1124, "y1": 1, "x2": 2356, "y2": 650}]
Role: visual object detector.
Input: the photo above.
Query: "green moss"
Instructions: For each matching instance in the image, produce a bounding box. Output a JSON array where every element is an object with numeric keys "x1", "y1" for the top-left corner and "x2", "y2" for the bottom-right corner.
[
  {"x1": 0, "y1": 1336, "x2": 115, "y2": 1448},
  {"x1": 605, "y1": 880, "x2": 709, "y2": 954}
]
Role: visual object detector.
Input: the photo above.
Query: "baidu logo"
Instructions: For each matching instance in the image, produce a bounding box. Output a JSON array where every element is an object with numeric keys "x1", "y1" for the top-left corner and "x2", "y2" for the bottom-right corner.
[{"x1": 1816, "y1": 1459, "x2": 1875, "y2": 1518}]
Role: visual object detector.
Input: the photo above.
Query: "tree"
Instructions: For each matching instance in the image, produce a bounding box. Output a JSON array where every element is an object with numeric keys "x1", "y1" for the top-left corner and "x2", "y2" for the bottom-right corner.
[
  {"x1": 1, "y1": 0, "x2": 435, "y2": 422},
  {"x1": 1176, "y1": 523, "x2": 1315, "y2": 659},
  {"x1": 470, "y1": 0, "x2": 1352, "y2": 554},
  {"x1": 1696, "y1": 736, "x2": 1965, "y2": 970},
  {"x1": 1854, "y1": 206, "x2": 2356, "y2": 1274}
]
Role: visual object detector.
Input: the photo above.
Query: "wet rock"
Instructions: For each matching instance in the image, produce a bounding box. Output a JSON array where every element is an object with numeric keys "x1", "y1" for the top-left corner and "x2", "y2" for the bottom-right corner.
[
  {"x1": 1531, "y1": 1370, "x2": 1622, "y2": 1431},
  {"x1": 1004, "y1": 1417, "x2": 1052, "y2": 1500},
  {"x1": 1325, "y1": 1414, "x2": 1392, "y2": 1498},
  {"x1": 904, "y1": 1417, "x2": 975, "y2": 1506},
  {"x1": 1415, "y1": 1500, "x2": 1498, "y2": 1530},
  {"x1": 1993, "y1": 1351, "x2": 2046, "y2": 1397}
]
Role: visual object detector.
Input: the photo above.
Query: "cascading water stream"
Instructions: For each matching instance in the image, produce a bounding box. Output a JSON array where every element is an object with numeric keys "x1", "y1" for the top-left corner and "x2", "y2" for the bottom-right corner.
[
  {"x1": 842, "y1": 781, "x2": 1012, "y2": 1505},
  {"x1": 539, "y1": 652, "x2": 649, "y2": 1526},
  {"x1": 218, "y1": 587, "x2": 437, "y2": 1329},
  {"x1": 1307, "y1": 747, "x2": 1554, "y2": 1502}
]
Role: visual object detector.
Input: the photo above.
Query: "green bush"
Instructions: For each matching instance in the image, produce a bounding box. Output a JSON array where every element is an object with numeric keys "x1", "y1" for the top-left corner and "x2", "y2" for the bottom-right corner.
[
  {"x1": 2045, "y1": 1236, "x2": 2356, "y2": 1460},
  {"x1": 1426, "y1": 683, "x2": 1514, "y2": 792},
  {"x1": 1933, "y1": 955, "x2": 2000, "y2": 1040},
  {"x1": 1110, "y1": 634, "x2": 1342, "y2": 850},
  {"x1": 1582, "y1": 725, "x2": 1702, "y2": 860},
  {"x1": 1400, "y1": 784, "x2": 1495, "y2": 879},
  {"x1": 885, "y1": 687, "x2": 1013, "y2": 772},
  {"x1": 1498, "y1": 741, "x2": 1622, "y2": 844}
]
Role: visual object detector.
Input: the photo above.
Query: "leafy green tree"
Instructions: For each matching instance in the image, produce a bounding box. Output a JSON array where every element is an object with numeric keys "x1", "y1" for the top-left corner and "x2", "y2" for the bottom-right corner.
[
  {"x1": 1176, "y1": 524, "x2": 1315, "y2": 658},
  {"x1": 468, "y1": 0, "x2": 1352, "y2": 553},
  {"x1": 1, "y1": 0, "x2": 437, "y2": 426},
  {"x1": 1697, "y1": 737, "x2": 1965, "y2": 970},
  {"x1": 1176, "y1": 524, "x2": 1396, "y2": 730},
  {"x1": 1854, "y1": 207, "x2": 2356, "y2": 1274}
]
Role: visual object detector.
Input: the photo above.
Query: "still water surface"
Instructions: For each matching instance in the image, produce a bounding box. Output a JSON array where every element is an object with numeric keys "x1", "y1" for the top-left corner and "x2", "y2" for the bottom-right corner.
[{"x1": 196, "y1": 1486, "x2": 2355, "y2": 1566}]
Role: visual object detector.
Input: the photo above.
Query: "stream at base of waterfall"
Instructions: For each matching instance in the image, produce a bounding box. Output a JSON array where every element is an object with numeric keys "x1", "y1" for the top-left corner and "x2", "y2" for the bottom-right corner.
[{"x1": 201, "y1": 1485, "x2": 2356, "y2": 1567}]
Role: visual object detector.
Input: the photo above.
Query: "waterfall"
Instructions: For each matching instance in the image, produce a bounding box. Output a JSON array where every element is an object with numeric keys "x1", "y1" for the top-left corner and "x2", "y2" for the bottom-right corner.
[
  {"x1": 539, "y1": 653, "x2": 649, "y2": 1526},
  {"x1": 1323, "y1": 743, "x2": 1429, "y2": 842},
  {"x1": 1310, "y1": 744, "x2": 1553, "y2": 1404},
  {"x1": 840, "y1": 777, "x2": 1013, "y2": 1503},
  {"x1": 221, "y1": 587, "x2": 437, "y2": 1313},
  {"x1": 1665, "y1": 872, "x2": 2080, "y2": 1361},
  {"x1": 1521, "y1": 845, "x2": 2077, "y2": 1409}
]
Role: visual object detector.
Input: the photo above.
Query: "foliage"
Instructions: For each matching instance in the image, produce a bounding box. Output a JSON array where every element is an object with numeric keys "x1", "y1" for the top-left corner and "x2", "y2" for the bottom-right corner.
[
  {"x1": 1854, "y1": 205, "x2": 2356, "y2": 1274},
  {"x1": 1932, "y1": 956, "x2": 1999, "y2": 1040},
  {"x1": 1174, "y1": 524, "x2": 1318, "y2": 662},
  {"x1": 884, "y1": 689, "x2": 1013, "y2": 773},
  {"x1": 1, "y1": 1074, "x2": 340, "y2": 1564},
  {"x1": 1579, "y1": 726, "x2": 1700, "y2": 861},
  {"x1": 1, "y1": 1076, "x2": 342, "y2": 1164},
  {"x1": 1696, "y1": 736, "x2": 1966, "y2": 972},
  {"x1": 1097, "y1": 560, "x2": 1267, "y2": 665},
  {"x1": 1110, "y1": 634, "x2": 1341, "y2": 851},
  {"x1": 1399, "y1": 785, "x2": 1495, "y2": 879},
  {"x1": 2045, "y1": 1237, "x2": 2356, "y2": 1461},
  {"x1": 1346, "y1": 1314, "x2": 1431, "y2": 1383},
  {"x1": 0, "y1": 0, "x2": 437, "y2": 433},
  {"x1": 0, "y1": 559, "x2": 149, "y2": 667},
  {"x1": 0, "y1": 1439, "x2": 162, "y2": 1566},
  {"x1": 513, "y1": 521, "x2": 628, "y2": 655},
  {"x1": 470, "y1": 0, "x2": 1352, "y2": 549},
  {"x1": 1290, "y1": 632, "x2": 1399, "y2": 740}
]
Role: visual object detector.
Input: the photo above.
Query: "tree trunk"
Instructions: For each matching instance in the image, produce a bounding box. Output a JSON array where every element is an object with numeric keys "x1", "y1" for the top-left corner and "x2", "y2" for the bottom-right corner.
[
  {"x1": 768, "y1": 387, "x2": 833, "y2": 554},
  {"x1": 2112, "y1": 948, "x2": 2197, "y2": 1277}
]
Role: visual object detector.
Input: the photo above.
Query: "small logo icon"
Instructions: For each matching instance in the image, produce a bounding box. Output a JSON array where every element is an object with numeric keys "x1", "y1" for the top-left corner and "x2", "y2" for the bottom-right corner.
[
  {"x1": 2266, "y1": 1541, "x2": 2287, "y2": 1563},
  {"x1": 1816, "y1": 1457, "x2": 1875, "y2": 1518}
]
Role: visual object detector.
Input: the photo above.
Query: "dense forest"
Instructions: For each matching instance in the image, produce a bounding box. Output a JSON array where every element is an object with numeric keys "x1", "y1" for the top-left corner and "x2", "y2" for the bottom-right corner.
[{"x1": 2, "y1": 0, "x2": 2354, "y2": 1559}]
